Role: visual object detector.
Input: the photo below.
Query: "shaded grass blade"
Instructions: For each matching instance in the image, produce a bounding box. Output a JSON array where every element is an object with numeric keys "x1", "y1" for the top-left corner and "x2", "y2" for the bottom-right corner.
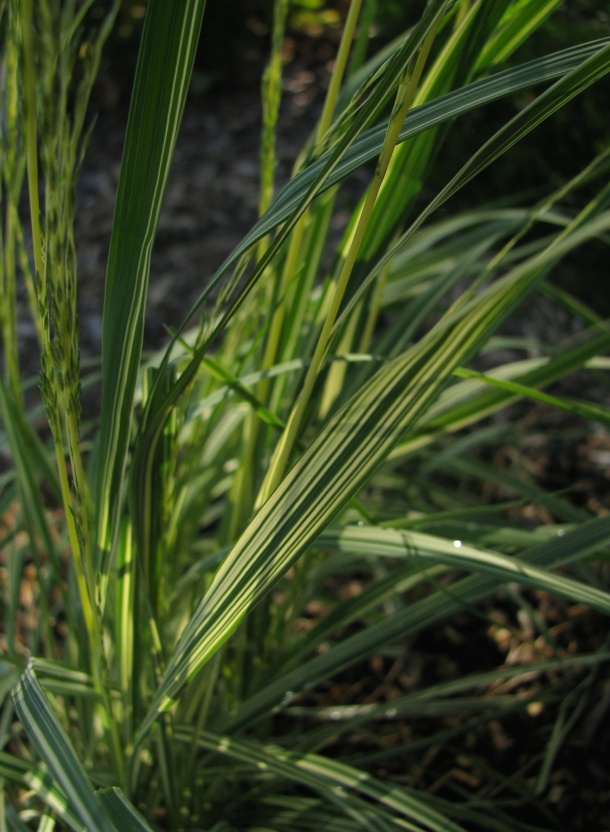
[
  {"x1": 96, "y1": 789, "x2": 156, "y2": 832},
  {"x1": 0, "y1": 378, "x2": 59, "y2": 571}
]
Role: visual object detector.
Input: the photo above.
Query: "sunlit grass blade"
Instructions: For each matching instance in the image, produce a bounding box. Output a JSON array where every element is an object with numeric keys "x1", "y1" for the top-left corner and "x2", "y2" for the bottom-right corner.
[
  {"x1": 339, "y1": 40, "x2": 610, "y2": 320},
  {"x1": 257, "y1": 6, "x2": 445, "y2": 503},
  {"x1": 202, "y1": 356, "x2": 284, "y2": 428},
  {"x1": 354, "y1": 0, "x2": 509, "y2": 264},
  {"x1": 157, "y1": 37, "x2": 609, "y2": 363},
  {"x1": 318, "y1": 525, "x2": 610, "y2": 614},
  {"x1": 269, "y1": 40, "x2": 609, "y2": 235},
  {"x1": 477, "y1": 0, "x2": 562, "y2": 68},
  {"x1": 454, "y1": 366, "x2": 610, "y2": 428},
  {"x1": 115, "y1": 520, "x2": 136, "y2": 741}
]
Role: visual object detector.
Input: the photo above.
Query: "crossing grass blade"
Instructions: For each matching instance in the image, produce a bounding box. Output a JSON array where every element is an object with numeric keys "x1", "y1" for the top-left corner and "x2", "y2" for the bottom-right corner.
[
  {"x1": 284, "y1": 651, "x2": 610, "y2": 728},
  {"x1": 338, "y1": 39, "x2": 610, "y2": 321},
  {"x1": 134, "y1": 0, "x2": 456, "y2": 389},
  {"x1": 21, "y1": 765, "x2": 88, "y2": 832},
  {"x1": 390, "y1": 326, "x2": 610, "y2": 459},
  {"x1": 96, "y1": 789, "x2": 156, "y2": 832},
  {"x1": 453, "y1": 366, "x2": 610, "y2": 429}
]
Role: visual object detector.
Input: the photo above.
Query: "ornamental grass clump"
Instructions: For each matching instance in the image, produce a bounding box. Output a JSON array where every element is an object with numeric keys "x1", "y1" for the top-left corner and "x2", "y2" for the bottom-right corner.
[{"x1": 1, "y1": 0, "x2": 610, "y2": 829}]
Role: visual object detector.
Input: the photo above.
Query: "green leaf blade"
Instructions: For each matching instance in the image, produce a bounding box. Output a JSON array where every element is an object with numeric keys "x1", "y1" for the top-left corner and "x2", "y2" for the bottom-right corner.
[
  {"x1": 95, "y1": 0, "x2": 207, "y2": 579},
  {"x1": 12, "y1": 666, "x2": 114, "y2": 832}
]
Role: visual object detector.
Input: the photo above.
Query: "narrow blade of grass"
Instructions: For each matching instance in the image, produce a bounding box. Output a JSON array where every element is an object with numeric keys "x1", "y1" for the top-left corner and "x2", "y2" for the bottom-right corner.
[
  {"x1": 96, "y1": 789, "x2": 156, "y2": 832},
  {"x1": 12, "y1": 666, "x2": 115, "y2": 832},
  {"x1": 318, "y1": 525, "x2": 610, "y2": 615},
  {"x1": 95, "y1": 0, "x2": 207, "y2": 585},
  {"x1": 174, "y1": 726, "x2": 468, "y2": 832}
]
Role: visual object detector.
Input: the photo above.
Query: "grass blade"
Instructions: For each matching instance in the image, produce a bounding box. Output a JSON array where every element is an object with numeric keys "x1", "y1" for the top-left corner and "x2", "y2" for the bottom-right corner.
[
  {"x1": 95, "y1": 0, "x2": 206, "y2": 584},
  {"x1": 96, "y1": 789, "x2": 156, "y2": 832},
  {"x1": 174, "y1": 727, "x2": 468, "y2": 832},
  {"x1": 170, "y1": 39, "x2": 609, "y2": 340},
  {"x1": 318, "y1": 525, "x2": 610, "y2": 614},
  {"x1": 12, "y1": 666, "x2": 115, "y2": 832}
]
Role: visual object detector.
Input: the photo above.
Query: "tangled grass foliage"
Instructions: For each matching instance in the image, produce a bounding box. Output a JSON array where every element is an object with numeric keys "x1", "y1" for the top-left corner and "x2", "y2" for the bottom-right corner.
[{"x1": 1, "y1": 0, "x2": 610, "y2": 829}]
